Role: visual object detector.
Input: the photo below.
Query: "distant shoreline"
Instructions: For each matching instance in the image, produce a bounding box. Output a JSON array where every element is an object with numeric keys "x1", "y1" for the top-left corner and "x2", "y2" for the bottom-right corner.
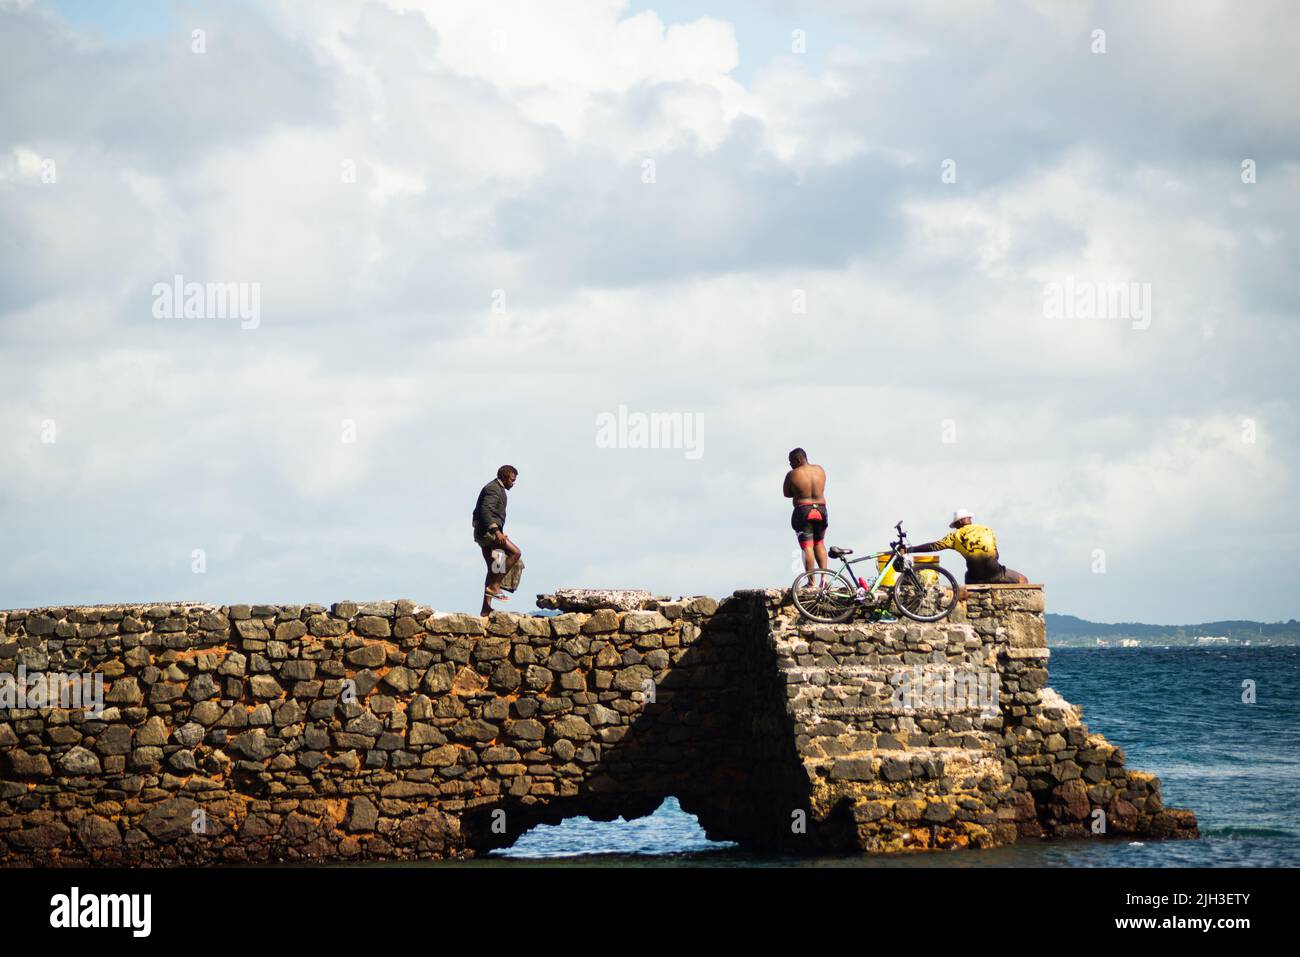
[
  {"x1": 1046, "y1": 612, "x2": 1299, "y2": 647},
  {"x1": 1049, "y1": 639, "x2": 1299, "y2": 648}
]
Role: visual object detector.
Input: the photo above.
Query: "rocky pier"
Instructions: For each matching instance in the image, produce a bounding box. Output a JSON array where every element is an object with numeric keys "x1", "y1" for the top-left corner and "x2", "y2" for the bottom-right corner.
[{"x1": 0, "y1": 585, "x2": 1196, "y2": 864}]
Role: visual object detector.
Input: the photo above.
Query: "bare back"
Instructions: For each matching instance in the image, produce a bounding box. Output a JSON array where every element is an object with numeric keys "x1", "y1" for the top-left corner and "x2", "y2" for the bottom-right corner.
[{"x1": 785, "y1": 463, "x2": 826, "y2": 504}]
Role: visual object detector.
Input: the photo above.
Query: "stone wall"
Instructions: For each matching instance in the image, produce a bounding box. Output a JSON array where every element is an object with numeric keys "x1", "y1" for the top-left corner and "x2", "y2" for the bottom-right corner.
[
  {"x1": 0, "y1": 588, "x2": 1196, "y2": 865},
  {"x1": 777, "y1": 585, "x2": 1197, "y2": 850}
]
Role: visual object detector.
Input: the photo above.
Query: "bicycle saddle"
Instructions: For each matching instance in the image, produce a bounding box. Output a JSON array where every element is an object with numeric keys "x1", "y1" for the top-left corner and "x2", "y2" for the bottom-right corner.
[{"x1": 828, "y1": 547, "x2": 853, "y2": 559}]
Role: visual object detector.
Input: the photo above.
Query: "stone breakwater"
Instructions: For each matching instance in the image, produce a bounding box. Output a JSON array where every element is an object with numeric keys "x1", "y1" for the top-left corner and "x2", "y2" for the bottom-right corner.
[{"x1": 0, "y1": 587, "x2": 1196, "y2": 865}]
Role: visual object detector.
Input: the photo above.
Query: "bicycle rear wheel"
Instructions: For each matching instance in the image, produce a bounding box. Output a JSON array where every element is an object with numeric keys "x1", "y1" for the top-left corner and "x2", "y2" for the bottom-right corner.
[
  {"x1": 893, "y1": 562, "x2": 959, "y2": 622},
  {"x1": 790, "y1": 568, "x2": 857, "y2": 623}
]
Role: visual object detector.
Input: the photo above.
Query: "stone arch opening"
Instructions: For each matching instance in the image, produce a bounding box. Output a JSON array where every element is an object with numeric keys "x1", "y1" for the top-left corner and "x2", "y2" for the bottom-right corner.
[
  {"x1": 456, "y1": 592, "x2": 816, "y2": 857},
  {"x1": 487, "y1": 796, "x2": 731, "y2": 858}
]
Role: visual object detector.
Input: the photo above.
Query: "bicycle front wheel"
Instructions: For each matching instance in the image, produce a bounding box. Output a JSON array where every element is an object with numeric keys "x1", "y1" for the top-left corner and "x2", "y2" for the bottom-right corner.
[
  {"x1": 893, "y1": 563, "x2": 959, "y2": 622},
  {"x1": 790, "y1": 568, "x2": 857, "y2": 623}
]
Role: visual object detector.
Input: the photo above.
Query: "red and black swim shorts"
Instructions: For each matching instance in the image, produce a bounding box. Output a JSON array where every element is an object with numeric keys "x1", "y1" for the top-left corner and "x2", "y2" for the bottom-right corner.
[{"x1": 792, "y1": 503, "x2": 828, "y2": 546}]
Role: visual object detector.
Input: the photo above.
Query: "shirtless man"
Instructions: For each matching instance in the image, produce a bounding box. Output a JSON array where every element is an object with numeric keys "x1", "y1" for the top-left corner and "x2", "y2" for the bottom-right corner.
[{"x1": 783, "y1": 448, "x2": 828, "y2": 572}]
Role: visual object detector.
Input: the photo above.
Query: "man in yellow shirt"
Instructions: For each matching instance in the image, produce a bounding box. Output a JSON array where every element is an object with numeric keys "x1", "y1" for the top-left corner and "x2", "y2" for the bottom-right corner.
[{"x1": 904, "y1": 509, "x2": 1028, "y2": 585}]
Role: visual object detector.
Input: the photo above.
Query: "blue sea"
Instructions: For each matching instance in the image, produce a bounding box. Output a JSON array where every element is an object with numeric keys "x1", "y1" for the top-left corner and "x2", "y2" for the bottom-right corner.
[{"x1": 473, "y1": 646, "x2": 1300, "y2": 867}]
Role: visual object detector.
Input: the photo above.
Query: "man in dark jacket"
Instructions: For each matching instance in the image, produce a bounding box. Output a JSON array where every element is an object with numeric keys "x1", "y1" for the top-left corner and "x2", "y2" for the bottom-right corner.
[{"x1": 474, "y1": 465, "x2": 521, "y2": 614}]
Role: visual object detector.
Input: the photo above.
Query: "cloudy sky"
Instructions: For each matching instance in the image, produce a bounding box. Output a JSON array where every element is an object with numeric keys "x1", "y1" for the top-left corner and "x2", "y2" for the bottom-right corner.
[{"x1": 1, "y1": 0, "x2": 1296, "y2": 624}]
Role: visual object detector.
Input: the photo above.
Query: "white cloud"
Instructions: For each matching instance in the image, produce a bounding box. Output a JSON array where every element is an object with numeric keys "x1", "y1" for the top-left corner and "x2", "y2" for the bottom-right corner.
[{"x1": 0, "y1": 0, "x2": 1296, "y2": 622}]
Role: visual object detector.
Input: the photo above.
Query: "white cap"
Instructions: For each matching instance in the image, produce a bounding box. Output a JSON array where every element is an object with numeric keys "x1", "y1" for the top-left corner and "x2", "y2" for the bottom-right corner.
[{"x1": 950, "y1": 508, "x2": 974, "y2": 527}]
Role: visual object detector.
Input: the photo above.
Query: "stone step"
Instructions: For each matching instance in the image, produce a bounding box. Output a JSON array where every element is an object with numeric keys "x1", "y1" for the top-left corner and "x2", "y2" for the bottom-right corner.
[
  {"x1": 780, "y1": 662, "x2": 999, "y2": 678},
  {"x1": 787, "y1": 698, "x2": 993, "y2": 719},
  {"x1": 797, "y1": 729, "x2": 1003, "y2": 754},
  {"x1": 806, "y1": 746, "x2": 1006, "y2": 783}
]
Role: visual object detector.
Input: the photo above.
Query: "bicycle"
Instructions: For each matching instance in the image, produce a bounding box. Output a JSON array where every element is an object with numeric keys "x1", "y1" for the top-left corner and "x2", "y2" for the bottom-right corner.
[{"x1": 790, "y1": 521, "x2": 960, "y2": 623}]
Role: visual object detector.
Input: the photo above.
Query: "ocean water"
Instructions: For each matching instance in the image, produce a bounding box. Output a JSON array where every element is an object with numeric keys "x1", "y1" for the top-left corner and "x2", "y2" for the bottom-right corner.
[{"x1": 481, "y1": 647, "x2": 1300, "y2": 867}]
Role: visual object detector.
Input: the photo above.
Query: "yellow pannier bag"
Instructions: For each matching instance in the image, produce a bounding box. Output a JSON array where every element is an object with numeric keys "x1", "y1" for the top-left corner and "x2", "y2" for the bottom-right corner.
[{"x1": 877, "y1": 552, "x2": 937, "y2": 587}]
